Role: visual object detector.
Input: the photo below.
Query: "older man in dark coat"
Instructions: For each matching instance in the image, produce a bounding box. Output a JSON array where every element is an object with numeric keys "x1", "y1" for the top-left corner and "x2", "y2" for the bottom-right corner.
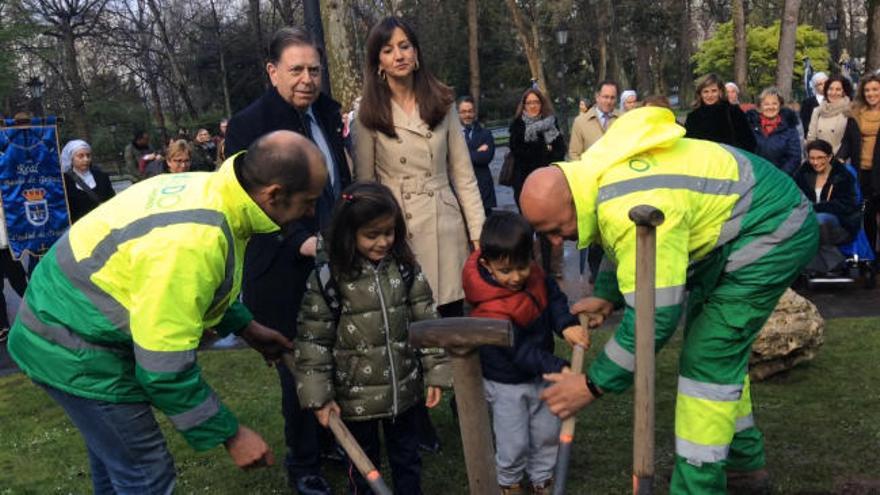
[{"x1": 225, "y1": 27, "x2": 350, "y2": 495}]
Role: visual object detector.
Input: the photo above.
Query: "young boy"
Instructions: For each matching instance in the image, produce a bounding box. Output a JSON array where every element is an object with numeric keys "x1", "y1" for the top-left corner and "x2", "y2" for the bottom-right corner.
[{"x1": 462, "y1": 211, "x2": 587, "y2": 495}]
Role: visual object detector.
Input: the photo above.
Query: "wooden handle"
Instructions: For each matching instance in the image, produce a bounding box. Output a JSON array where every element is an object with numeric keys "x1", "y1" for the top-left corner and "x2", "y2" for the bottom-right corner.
[
  {"x1": 576, "y1": 313, "x2": 595, "y2": 350},
  {"x1": 558, "y1": 344, "x2": 586, "y2": 439},
  {"x1": 279, "y1": 352, "x2": 392, "y2": 495}
]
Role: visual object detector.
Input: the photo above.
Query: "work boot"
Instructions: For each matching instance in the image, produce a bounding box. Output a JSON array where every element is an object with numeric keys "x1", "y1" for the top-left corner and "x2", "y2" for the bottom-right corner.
[
  {"x1": 726, "y1": 468, "x2": 771, "y2": 494},
  {"x1": 531, "y1": 478, "x2": 554, "y2": 495},
  {"x1": 499, "y1": 482, "x2": 526, "y2": 495}
]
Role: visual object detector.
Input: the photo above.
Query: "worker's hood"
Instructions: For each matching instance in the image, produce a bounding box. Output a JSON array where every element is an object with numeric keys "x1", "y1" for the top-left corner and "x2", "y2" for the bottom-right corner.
[{"x1": 556, "y1": 107, "x2": 685, "y2": 248}]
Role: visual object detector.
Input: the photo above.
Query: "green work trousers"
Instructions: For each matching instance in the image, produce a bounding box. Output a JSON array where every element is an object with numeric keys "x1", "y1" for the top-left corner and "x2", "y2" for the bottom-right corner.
[{"x1": 669, "y1": 207, "x2": 819, "y2": 494}]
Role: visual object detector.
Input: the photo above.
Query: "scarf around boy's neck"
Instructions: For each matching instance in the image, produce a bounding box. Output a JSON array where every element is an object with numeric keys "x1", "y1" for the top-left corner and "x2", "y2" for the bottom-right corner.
[{"x1": 522, "y1": 113, "x2": 560, "y2": 144}]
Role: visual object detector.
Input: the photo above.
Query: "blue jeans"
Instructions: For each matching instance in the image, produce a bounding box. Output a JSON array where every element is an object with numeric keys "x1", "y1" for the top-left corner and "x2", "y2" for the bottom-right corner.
[{"x1": 39, "y1": 383, "x2": 176, "y2": 494}]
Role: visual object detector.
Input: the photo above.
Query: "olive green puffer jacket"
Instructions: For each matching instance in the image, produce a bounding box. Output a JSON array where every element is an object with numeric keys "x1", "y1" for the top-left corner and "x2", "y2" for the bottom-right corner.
[{"x1": 294, "y1": 257, "x2": 451, "y2": 421}]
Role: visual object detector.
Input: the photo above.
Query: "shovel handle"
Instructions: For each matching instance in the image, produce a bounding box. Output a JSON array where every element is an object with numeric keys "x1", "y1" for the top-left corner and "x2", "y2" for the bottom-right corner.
[
  {"x1": 552, "y1": 315, "x2": 591, "y2": 495},
  {"x1": 279, "y1": 353, "x2": 392, "y2": 495}
]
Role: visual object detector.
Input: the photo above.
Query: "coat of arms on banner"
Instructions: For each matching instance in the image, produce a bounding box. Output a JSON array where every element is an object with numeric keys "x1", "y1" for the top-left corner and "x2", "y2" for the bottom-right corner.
[{"x1": 23, "y1": 187, "x2": 49, "y2": 226}]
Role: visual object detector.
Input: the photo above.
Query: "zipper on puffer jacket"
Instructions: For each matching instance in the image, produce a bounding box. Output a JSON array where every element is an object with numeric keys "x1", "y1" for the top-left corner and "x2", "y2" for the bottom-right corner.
[{"x1": 372, "y1": 264, "x2": 399, "y2": 416}]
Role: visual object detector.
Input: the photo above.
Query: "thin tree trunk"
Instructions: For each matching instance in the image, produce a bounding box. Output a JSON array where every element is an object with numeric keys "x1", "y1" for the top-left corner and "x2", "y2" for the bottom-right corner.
[
  {"x1": 60, "y1": 22, "x2": 90, "y2": 140},
  {"x1": 868, "y1": 0, "x2": 880, "y2": 72},
  {"x1": 776, "y1": 0, "x2": 801, "y2": 102},
  {"x1": 467, "y1": 0, "x2": 480, "y2": 112},
  {"x1": 606, "y1": 0, "x2": 628, "y2": 88},
  {"x1": 248, "y1": 0, "x2": 266, "y2": 82},
  {"x1": 635, "y1": 42, "x2": 652, "y2": 96},
  {"x1": 596, "y1": 0, "x2": 608, "y2": 84},
  {"x1": 836, "y1": 0, "x2": 849, "y2": 62},
  {"x1": 732, "y1": 0, "x2": 748, "y2": 95},
  {"x1": 678, "y1": 0, "x2": 693, "y2": 107},
  {"x1": 146, "y1": 0, "x2": 198, "y2": 119},
  {"x1": 505, "y1": 0, "x2": 548, "y2": 97},
  {"x1": 321, "y1": 0, "x2": 360, "y2": 108},
  {"x1": 209, "y1": 0, "x2": 232, "y2": 117}
]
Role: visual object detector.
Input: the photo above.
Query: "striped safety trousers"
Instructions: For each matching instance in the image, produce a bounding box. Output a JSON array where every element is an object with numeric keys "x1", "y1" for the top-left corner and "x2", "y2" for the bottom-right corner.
[{"x1": 670, "y1": 199, "x2": 819, "y2": 493}]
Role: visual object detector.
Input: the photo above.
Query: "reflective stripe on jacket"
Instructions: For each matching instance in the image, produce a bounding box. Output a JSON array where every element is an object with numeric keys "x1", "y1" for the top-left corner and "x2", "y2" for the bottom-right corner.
[
  {"x1": 557, "y1": 107, "x2": 810, "y2": 393},
  {"x1": 8, "y1": 155, "x2": 278, "y2": 450}
]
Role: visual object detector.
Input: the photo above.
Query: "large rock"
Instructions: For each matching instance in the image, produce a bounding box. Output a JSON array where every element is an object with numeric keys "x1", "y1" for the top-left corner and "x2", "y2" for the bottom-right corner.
[{"x1": 749, "y1": 289, "x2": 824, "y2": 381}]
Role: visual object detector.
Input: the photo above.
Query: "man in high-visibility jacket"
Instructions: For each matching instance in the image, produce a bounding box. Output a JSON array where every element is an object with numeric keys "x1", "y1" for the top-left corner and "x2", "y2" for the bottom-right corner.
[
  {"x1": 8, "y1": 131, "x2": 327, "y2": 493},
  {"x1": 522, "y1": 107, "x2": 818, "y2": 493}
]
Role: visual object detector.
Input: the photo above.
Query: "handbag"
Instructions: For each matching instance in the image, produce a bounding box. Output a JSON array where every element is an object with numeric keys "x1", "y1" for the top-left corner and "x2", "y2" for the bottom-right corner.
[{"x1": 498, "y1": 151, "x2": 515, "y2": 187}]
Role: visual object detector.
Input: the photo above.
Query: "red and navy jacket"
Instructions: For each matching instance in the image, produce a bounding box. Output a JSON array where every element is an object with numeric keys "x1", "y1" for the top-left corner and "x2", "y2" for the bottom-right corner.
[{"x1": 462, "y1": 250, "x2": 576, "y2": 384}]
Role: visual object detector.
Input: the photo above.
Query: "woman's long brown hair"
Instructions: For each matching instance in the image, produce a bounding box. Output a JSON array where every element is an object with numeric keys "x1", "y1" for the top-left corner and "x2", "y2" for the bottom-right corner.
[{"x1": 357, "y1": 17, "x2": 454, "y2": 137}]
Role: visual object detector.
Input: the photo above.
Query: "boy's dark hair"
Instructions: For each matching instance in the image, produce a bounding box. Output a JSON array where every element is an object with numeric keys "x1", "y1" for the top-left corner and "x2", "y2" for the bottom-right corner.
[
  {"x1": 806, "y1": 139, "x2": 834, "y2": 156},
  {"x1": 479, "y1": 211, "x2": 534, "y2": 267},
  {"x1": 326, "y1": 181, "x2": 416, "y2": 279}
]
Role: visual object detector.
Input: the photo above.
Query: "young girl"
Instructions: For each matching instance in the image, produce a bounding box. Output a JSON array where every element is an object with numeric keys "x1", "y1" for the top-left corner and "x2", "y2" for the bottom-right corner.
[{"x1": 293, "y1": 182, "x2": 451, "y2": 494}]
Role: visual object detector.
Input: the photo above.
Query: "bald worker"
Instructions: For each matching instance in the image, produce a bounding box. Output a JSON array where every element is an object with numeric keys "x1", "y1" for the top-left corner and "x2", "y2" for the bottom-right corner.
[
  {"x1": 521, "y1": 107, "x2": 818, "y2": 493},
  {"x1": 8, "y1": 131, "x2": 328, "y2": 493}
]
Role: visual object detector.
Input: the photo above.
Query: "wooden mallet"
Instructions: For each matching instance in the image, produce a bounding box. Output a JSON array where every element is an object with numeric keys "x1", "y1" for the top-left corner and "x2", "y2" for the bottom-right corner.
[
  {"x1": 628, "y1": 205, "x2": 664, "y2": 495},
  {"x1": 409, "y1": 317, "x2": 513, "y2": 495},
  {"x1": 280, "y1": 353, "x2": 392, "y2": 495}
]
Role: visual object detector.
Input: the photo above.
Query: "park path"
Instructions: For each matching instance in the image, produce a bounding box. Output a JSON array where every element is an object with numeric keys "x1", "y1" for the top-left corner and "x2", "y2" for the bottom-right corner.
[{"x1": 1, "y1": 149, "x2": 876, "y2": 376}]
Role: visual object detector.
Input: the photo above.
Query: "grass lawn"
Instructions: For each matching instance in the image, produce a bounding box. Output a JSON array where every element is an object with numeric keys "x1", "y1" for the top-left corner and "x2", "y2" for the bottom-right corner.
[{"x1": 1, "y1": 317, "x2": 878, "y2": 494}]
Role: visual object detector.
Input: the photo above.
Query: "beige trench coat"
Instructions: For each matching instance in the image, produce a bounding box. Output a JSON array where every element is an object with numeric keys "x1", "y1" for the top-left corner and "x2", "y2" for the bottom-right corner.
[{"x1": 354, "y1": 103, "x2": 485, "y2": 305}]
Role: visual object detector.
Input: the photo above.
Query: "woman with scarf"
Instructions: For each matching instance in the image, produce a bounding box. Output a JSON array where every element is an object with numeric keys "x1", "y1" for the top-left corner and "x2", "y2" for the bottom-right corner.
[
  {"x1": 508, "y1": 87, "x2": 566, "y2": 275},
  {"x1": 61, "y1": 139, "x2": 115, "y2": 224},
  {"x1": 745, "y1": 87, "x2": 803, "y2": 175},
  {"x1": 807, "y1": 75, "x2": 860, "y2": 163}
]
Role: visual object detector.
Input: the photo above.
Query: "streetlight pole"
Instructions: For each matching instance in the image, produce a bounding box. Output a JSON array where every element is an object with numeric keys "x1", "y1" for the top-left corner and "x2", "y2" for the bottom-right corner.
[
  {"x1": 26, "y1": 76, "x2": 44, "y2": 118},
  {"x1": 555, "y1": 24, "x2": 569, "y2": 135}
]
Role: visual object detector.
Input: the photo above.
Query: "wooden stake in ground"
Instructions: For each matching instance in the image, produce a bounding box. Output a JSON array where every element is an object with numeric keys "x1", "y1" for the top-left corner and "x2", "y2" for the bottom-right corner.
[
  {"x1": 628, "y1": 205, "x2": 664, "y2": 495},
  {"x1": 280, "y1": 353, "x2": 392, "y2": 495}
]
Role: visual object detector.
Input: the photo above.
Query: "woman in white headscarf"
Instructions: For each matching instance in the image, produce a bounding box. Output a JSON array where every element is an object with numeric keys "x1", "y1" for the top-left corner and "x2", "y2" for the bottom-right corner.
[
  {"x1": 619, "y1": 89, "x2": 638, "y2": 113},
  {"x1": 61, "y1": 139, "x2": 115, "y2": 223}
]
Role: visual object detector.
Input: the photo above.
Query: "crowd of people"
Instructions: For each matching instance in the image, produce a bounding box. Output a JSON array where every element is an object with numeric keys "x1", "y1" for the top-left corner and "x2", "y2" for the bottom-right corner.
[{"x1": 3, "y1": 12, "x2": 880, "y2": 495}]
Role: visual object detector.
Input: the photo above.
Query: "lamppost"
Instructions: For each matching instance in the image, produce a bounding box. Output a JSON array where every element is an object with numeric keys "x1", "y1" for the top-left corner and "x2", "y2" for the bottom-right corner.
[
  {"x1": 825, "y1": 19, "x2": 840, "y2": 73},
  {"x1": 555, "y1": 23, "x2": 569, "y2": 134},
  {"x1": 26, "y1": 76, "x2": 44, "y2": 117}
]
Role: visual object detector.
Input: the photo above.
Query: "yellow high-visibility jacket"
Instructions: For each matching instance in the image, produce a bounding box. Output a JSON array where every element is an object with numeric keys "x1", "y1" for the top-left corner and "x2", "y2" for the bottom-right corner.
[
  {"x1": 558, "y1": 107, "x2": 812, "y2": 392},
  {"x1": 8, "y1": 155, "x2": 279, "y2": 450}
]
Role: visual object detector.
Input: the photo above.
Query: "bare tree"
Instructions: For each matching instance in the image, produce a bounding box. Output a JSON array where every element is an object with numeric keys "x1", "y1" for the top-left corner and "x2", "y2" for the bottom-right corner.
[
  {"x1": 207, "y1": 0, "x2": 231, "y2": 117},
  {"x1": 732, "y1": 0, "x2": 747, "y2": 95},
  {"x1": 678, "y1": 0, "x2": 693, "y2": 106},
  {"x1": 775, "y1": 0, "x2": 801, "y2": 102},
  {"x1": 466, "y1": 0, "x2": 480, "y2": 111},
  {"x1": 868, "y1": 0, "x2": 880, "y2": 72},
  {"x1": 16, "y1": 0, "x2": 111, "y2": 139},
  {"x1": 145, "y1": 0, "x2": 197, "y2": 119},
  {"x1": 504, "y1": 0, "x2": 548, "y2": 97}
]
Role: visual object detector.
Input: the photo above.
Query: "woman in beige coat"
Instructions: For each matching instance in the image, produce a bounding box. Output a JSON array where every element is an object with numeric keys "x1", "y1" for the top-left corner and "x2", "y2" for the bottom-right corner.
[{"x1": 354, "y1": 16, "x2": 485, "y2": 318}]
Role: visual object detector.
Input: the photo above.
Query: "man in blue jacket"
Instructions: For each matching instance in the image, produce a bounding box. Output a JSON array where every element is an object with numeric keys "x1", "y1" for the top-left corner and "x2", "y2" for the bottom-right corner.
[{"x1": 458, "y1": 96, "x2": 497, "y2": 217}]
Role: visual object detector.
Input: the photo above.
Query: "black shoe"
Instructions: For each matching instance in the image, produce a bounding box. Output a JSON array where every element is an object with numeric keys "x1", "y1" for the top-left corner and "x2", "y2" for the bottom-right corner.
[
  {"x1": 293, "y1": 474, "x2": 332, "y2": 495},
  {"x1": 418, "y1": 439, "x2": 441, "y2": 454}
]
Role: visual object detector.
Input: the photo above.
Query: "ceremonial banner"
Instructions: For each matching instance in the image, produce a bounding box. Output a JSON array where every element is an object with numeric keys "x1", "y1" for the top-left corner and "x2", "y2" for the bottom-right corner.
[{"x1": 0, "y1": 117, "x2": 70, "y2": 260}]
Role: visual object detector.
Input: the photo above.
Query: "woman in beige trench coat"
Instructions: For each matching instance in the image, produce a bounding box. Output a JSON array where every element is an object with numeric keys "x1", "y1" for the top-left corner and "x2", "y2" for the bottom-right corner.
[{"x1": 354, "y1": 16, "x2": 485, "y2": 317}]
